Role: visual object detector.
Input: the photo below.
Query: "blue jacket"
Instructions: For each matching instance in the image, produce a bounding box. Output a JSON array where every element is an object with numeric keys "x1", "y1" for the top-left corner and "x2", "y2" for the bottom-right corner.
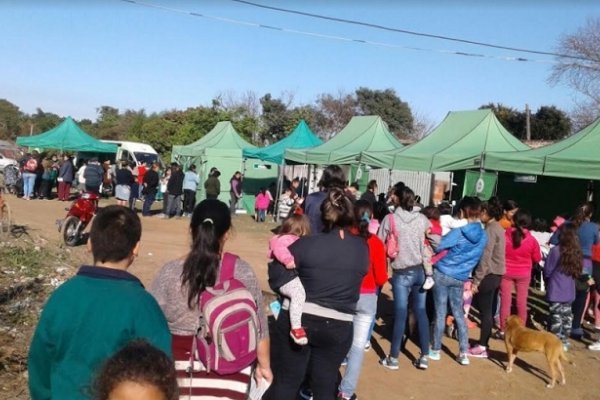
[{"x1": 435, "y1": 222, "x2": 488, "y2": 281}]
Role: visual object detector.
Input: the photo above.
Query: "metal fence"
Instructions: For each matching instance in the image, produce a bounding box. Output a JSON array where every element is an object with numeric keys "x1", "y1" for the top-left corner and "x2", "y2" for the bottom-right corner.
[{"x1": 368, "y1": 169, "x2": 434, "y2": 204}]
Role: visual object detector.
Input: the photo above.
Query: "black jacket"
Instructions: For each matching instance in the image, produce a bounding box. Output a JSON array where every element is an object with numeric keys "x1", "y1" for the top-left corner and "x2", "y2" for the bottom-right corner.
[
  {"x1": 83, "y1": 163, "x2": 104, "y2": 187},
  {"x1": 143, "y1": 170, "x2": 159, "y2": 195},
  {"x1": 167, "y1": 170, "x2": 184, "y2": 196}
]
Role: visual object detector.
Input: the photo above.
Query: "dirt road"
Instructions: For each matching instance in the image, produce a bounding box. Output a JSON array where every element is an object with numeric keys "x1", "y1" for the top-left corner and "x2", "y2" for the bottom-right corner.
[{"x1": 6, "y1": 195, "x2": 600, "y2": 400}]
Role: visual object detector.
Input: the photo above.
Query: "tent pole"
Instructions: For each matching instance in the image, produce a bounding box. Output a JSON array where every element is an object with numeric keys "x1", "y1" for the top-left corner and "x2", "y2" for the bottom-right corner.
[
  {"x1": 274, "y1": 162, "x2": 285, "y2": 222},
  {"x1": 388, "y1": 169, "x2": 393, "y2": 191},
  {"x1": 448, "y1": 172, "x2": 455, "y2": 204}
]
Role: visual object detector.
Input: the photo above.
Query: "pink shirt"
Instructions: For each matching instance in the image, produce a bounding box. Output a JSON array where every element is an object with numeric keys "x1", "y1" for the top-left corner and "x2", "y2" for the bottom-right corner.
[
  {"x1": 255, "y1": 193, "x2": 270, "y2": 210},
  {"x1": 505, "y1": 228, "x2": 542, "y2": 277},
  {"x1": 268, "y1": 234, "x2": 300, "y2": 266}
]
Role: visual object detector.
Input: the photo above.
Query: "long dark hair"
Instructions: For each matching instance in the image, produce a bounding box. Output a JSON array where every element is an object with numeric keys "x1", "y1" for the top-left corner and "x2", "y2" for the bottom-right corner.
[
  {"x1": 512, "y1": 209, "x2": 532, "y2": 249},
  {"x1": 181, "y1": 199, "x2": 232, "y2": 308},
  {"x1": 558, "y1": 223, "x2": 583, "y2": 279},
  {"x1": 397, "y1": 187, "x2": 415, "y2": 212},
  {"x1": 354, "y1": 199, "x2": 373, "y2": 238},
  {"x1": 572, "y1": 202, "x2": 594, "y2": 228},
  {"x1": 481, "y1": 196, "x2": 503, "y2": 221},
  {"x1": 321, "y1": 187, "x2": 354, "y2": 232}
]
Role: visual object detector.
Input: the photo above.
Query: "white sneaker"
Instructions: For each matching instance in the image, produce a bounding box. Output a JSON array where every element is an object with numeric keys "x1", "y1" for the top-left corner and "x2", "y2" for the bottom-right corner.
[
  {"x1": 423, "y1": 276, "x2": 435, "y2": 290},
  {"x1": 588, "y1": 340, "x2": 600, "y2": 351}
]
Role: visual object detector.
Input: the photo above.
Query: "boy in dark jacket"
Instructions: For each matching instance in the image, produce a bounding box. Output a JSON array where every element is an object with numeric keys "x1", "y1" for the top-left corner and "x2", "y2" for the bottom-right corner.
[{"x1": 28, "y1": 206, "x2": 171, "y2": 399}]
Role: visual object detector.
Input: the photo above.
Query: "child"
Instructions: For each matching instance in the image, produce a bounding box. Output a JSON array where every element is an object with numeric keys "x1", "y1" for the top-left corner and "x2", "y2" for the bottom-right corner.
[
  {"x1": 543, "y1": 223, "x2": 582, "y2": 351},
  {"x1": 421, "y1": 206, "x2": 441, "y2": 290},
  {"x1": 28, "y1": 206, "x2": 171, "y2": 399},
  {"x1": 255, "y1": 187, "x2": 270, "y2": 222},
  {"x1": 267, "y1": 214, "x2": 311, "y2": 345},
  {"x1": 93, "y1": 339, "x2": 178, "y2": 400}
]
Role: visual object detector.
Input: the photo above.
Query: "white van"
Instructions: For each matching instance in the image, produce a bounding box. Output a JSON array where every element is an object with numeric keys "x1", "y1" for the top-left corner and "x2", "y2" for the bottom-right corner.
[{"x1": 101, "y1": 140, "x2": 162, "y2": 167}]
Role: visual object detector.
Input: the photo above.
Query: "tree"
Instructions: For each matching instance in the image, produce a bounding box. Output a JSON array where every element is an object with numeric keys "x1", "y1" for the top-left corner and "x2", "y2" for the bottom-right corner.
[
  {"x1": 0, "y1": 99, "x2": 23, "y2": 139},
  {"x1": 479, "y1": 103, "x2": 526, "y2": 138},
  {"x1": 355, "y1": 87, "x2": 414, "y2": 138},
  {"x1": 95, "y1": 106, "x2": 121, "y2": 139},
  {"x1": 314, "y1": 91, "x2": 356, "y2": 139},
  {"x1": 549, "y1": 18, "x2": 600, "y2": 129},
  {"x1": 259, "y1": 94, "x2": 290, "y2": 143},
  {"x1": 30, "y1": 108, "x2": 62, "y2": 134},
  {"x1": 531, "y1": 106, "x2": 572, "y2": 140}
]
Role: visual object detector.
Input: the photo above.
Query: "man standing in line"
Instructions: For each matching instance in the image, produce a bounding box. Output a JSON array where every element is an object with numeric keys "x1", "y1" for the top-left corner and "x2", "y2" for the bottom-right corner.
[
  {"x1": 166, "y1": 163, "x2": 184, "y2": 218},
  {"x1": 83, "y1": 158, "x2": 104, "y2": 195},
  {"x1": 204, "y1": 167, "x2": 221, "y2": 200},
  {"x1": 182, "y1": 164, "x2": 199, "y2": 217},
  {"x1": 142, "y1": 162, "x2": 160, "y2": 217}
]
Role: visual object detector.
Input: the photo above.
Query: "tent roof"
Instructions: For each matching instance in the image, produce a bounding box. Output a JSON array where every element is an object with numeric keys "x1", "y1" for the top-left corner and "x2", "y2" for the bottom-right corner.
[
  {"x1": 16, "y1": 117, "x2": 117, "y2": 153},
  {"x1": 484, "y1": 117, "x2": 600, "y2": 179},
  {"x1": 174, "y1": 121, "x2": 255, "y2": 158},
  {"x1": 242, "y1": 120, "x2": 322, "y2": 164},
  {"x1": 361, "y1": 109, "x2": 528, "y2": 172},
  {"x1": 284, "y1": 115, "x2": 402, "y2": 165}
]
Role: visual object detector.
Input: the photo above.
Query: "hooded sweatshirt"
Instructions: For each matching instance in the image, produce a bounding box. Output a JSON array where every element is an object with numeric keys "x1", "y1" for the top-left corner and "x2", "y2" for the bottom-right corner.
[
  {"x1": 378, "y1": 208, "x2": 431, "y2": 270},
  {"x1": 435, "y1": 222, "x2": 488, "y2": 281}
]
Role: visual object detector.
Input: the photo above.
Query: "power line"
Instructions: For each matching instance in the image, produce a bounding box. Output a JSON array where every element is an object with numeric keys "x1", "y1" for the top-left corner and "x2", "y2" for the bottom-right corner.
[
  {"x1": 231, "y1": 0, "x2": 592, "y2": 62},
  {"x1": 119, "y1": 0, "x2": 570, "y2": 65}
]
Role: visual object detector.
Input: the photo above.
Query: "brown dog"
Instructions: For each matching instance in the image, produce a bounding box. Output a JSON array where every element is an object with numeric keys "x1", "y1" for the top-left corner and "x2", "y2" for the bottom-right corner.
[{"x1": 504, "y1": 315, "x2": 572, "y2": 388}]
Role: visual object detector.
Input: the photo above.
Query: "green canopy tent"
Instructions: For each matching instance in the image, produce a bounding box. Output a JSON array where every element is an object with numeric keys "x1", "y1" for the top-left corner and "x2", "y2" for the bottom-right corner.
[
  {"x1": 361, "y1": 109, "x2": 528, "y2": 172},
  {"x1": 484, "y1": 117, "x2": 600, "y2": 180},
  {"x1": 242, "y1": 120, "x2": 322, "y2": 164},
  {"x1": 171, "y1": 121, "x2": 278, "y2": 209},
  {"x1": 284, "y1": 116, "x2": 403, "y2": 165},
  {"x1": 16, "y1": 117, "x2": 117, "y2": 153}
]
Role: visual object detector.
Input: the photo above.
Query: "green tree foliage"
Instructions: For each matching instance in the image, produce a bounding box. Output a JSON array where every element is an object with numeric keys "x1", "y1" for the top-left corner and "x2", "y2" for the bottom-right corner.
[
  {"x1": 479, "y1": 103, "x2": 571, "y2": 140},
  {"x1": 259, "y1": 94, "x2": 289, "y2": 143},
  {"x1": 30, "y1": 108, "x2": 62, "y2": 134},
  {"x1": 355, "y1": 87, "x2": 414, "y2": 138},
  {"x1": 0, "y1": 99, "x2": 22, "y2": 139}
]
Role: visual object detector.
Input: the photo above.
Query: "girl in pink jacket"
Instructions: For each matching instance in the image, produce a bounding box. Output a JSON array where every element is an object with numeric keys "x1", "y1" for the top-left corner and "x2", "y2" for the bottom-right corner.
[
  {"x1": 255, "y1": 188, "x2": 271, "y2": 222},
  {"x1": 268, "y1": 215, "x2": 311, "y2": 345},
  {"x1": 499, "y1": 209, "x2": 542, "y2": 334}
]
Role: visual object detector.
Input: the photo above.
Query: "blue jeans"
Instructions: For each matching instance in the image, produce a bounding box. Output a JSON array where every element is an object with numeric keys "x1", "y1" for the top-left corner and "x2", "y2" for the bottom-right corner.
[
  {"x1": 339, "y1": 294, "x2": 377, "y2": 397},
  {"x1": 432, "y1": 269, "x2": 469, "y2": 353},
  {"x1": 257, "y1": 209, "x2": 266, "y2": 222},
  {"x1": 22, "y1": 172, "x2": 36, "y2": 198},
  {"x1": 390, "y1": 267, "x2": 430, "y2": 358},
  {"x1": 142, "y1": 192, "x2": 156, "y2": 216}
]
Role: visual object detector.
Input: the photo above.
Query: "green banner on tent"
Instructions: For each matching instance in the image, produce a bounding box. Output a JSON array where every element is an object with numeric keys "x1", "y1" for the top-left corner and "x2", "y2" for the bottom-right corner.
[{"x1": 462, "y1": 170, "x2": 497, "y2": 200}]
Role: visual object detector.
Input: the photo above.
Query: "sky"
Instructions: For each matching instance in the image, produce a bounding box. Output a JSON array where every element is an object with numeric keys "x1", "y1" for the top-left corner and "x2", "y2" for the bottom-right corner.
[{"x1": 2, "y1": 0, "x2": 600, "y2": 127}]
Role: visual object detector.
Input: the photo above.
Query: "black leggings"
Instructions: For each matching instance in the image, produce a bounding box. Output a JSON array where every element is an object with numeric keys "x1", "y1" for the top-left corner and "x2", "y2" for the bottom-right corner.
[{"x1": 474, "y1": 274, "x2": 502, "y2": 347}]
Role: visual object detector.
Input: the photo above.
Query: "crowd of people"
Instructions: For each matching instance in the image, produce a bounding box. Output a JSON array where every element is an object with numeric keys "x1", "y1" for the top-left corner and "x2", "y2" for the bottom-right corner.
[{"x1": 24, "y1": 162, "x2": 600, "y2": 399}]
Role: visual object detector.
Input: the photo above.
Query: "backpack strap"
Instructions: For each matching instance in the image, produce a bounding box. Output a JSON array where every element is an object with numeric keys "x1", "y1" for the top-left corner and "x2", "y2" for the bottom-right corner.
[
  {"x1": 218, "y1": 252, "x2": 238, "y2": 283},
  {"x1": 388, "y1": 213, "x2": 396, "y2": 236}
]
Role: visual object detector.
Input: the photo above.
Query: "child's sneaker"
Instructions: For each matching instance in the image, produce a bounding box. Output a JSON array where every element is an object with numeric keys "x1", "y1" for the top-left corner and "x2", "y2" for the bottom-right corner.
[
  {"x1": 428, "y1": 349, "x2": 441, "y2": 361},
  {"x1": 467, "y1": 345, "x2": 488, "y2": 358},
  {"x1": 415, "y1": 355, "x2": 429, "y2": 370},
  {"x1": 290, "y1": 327, "x2": 308, "y2": 345},
  {"x1": 457, "y1": 353, "x2": 470, "y2": 366},
  {"x1": 380, "y1": 356, "x2": 399, "y2": 370},
  {"x1": 562, "y1": 341, "x2": 571, "y2": 352},
  {"x1": 364, "y1": 342, "x2": 371, "y2": 352},
  {"x1": 423, "y1": 276, "x2": 435, "y2": 290}
]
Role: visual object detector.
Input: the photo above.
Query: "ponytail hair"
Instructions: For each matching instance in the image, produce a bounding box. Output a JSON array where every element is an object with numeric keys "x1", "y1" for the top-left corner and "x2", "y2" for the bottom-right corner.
[
  {"x1": 354, "y1": 199, "x2": 373, "y2": 238},
  {"x1": 572, "y1": 202, "x2": 594, "y2": 228},
  {"x1": 511, "y1": 209, "x2": 532, "y2": 249},
  {"x1": 181, "y1": 199, "x2": 232, "y2": 308},
  {"x1": 321, "y1": 188, "x2": 354, "y2": 232}
]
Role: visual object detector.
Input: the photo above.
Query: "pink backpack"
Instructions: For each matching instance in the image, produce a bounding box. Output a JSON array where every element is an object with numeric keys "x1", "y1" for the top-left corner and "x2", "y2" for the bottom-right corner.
[
  {"x1": 385, "y1": 214, "x2": 400, "y2": 259},
  {"x1": 192, "y1": 253, "x2": 259, "y2": 375}
]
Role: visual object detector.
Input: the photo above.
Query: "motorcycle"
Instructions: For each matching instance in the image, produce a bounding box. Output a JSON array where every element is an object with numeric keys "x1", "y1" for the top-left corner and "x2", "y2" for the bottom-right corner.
[{"x1": 57, "y1": 191, "x2": 100, "y2": 246}]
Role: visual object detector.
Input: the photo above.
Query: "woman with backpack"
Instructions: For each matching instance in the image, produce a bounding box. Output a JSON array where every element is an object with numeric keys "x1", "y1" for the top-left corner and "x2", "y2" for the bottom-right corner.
[
  {"x1": 150, "y1": 199, "x2": 271, "y2": 399},
  {"x1": 377, "y1": 186, "x2": 432, "y2": 371}
]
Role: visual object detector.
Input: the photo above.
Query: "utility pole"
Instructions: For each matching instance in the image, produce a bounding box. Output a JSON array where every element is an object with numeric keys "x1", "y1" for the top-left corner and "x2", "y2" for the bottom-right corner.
[{"x1": 525, "y1": 104, "x2": 531, "y2": 141}]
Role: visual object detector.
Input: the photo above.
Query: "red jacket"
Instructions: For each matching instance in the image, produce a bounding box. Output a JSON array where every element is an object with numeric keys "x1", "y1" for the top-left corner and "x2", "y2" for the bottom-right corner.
[{"x1": 353, "y1": 229, "x2": 388, "y2": 294}]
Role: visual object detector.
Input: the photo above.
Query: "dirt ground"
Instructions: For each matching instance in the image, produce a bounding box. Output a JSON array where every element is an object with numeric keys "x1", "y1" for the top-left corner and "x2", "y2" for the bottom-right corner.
[{"x1": 3, "y1": 195, "x2": 600, "y2": 400}]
